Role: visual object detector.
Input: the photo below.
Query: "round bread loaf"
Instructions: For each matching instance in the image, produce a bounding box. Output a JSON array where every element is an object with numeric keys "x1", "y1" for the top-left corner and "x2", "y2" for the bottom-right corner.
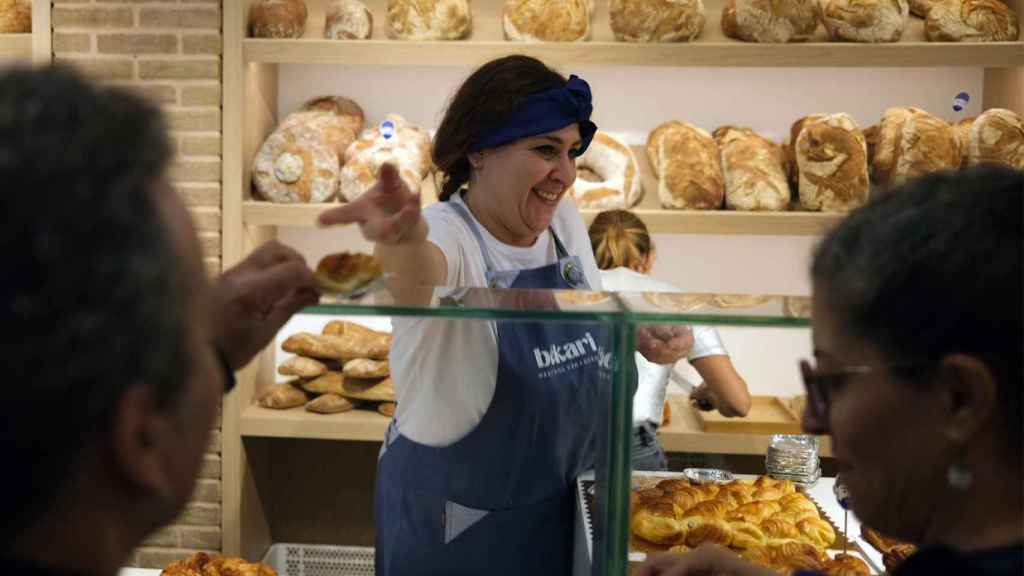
[
  {"x1": 822, "y1": 0, "x2": 909, "y2": 42},
  {"x1": 908, "y1": 0, "x2": 937, "y2": 18},
  {"x1": 250, "y1": 0, "x2": 308, "y2": 38},
  {"x1": 503, "y1": 0, "x2": 591, "y2": 41},
  {"x1": 871, "y1": 107, "x2": 960, "y2": 186},
  {"x1": 325, "y1": 0, "x2": 373, "y2": 39},
  {"x1": 713, "y1": 125, "x2": 789, "y2": 211},
  {"x1": 387, "y1": 0, "x2": 471, "y2": 39},
  {"x1": 967, "y1": 108, "x2": 1024, "y2": 169},
  {"x1": 252, "y1": 119, "x2": 339, "y2": 203},
  {"x1": 647, "y1": 121, "x2": 724, "y2": 210},
  {"x1": 280, "y1": 111, "x2": 358, "y2": 167},
  {"x1": 925, "y1": 0, "x2": 1020, "y2": 41},
  {"x1": 0, "y1": 0, "x2": 30, "y2": 33},
  {"x1": 721, "y1": 0, "x2": 820, "y2": 43},
  {"x1": 795, "y1": 113, "x2": 869, "y2": 212},
  {"x1": 609, "y1": 0, "x2": 705, "y2": 42},
  {"x1": 339, "y1": 115, "x2": 432, "y2": 201},
  {"x1": 952, "y1": 115, "x2": 976, "y2": 167},
  {"x1": 569, "y1": 131, "x2": 643, "y2": 209}
]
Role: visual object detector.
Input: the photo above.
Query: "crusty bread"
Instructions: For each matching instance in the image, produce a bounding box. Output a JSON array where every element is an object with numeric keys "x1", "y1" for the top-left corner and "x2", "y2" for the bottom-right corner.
[
  {"x1": 795, "y1": 113, "x2": 870, "y2": 212},
  {"x1": 925, "y1": 0, "x2": 1020, "y2": 41},
  {"x1": 647, "y1": 121, "x2": 724, "y2": 209},
  {"x1": 503, "y1": 0, "x2": 591, "y2": 41},
  {"x1": 721, "y1": 0, "x2": 820, "y2": 43},
  {"x1": 822, "y1": 0, "x2": 909, "y2": 42},
  {"x1": 325, "y1": 0, "x2": 373, "y2": 39},
  {"x1": 250, "y1": 0, "x2": 308, "y2": 38},
  {"x1": 569, "y1": 131, "x2": 643, "y2": 209},
  {"x1": 339, "y1": 114, "x2": 431, "y2": 202},
  {"x1": 967, "y1": 108, "x2": 1024, "y2": 169},
  {"x1": 785, "y1": 114, "x2": 827, "y2": 188},
  {"x1": 908, "y1": 0, "x2": 937, "y2": 18},
  {"x1": 306, "y1": 393, "x2": 359, "y2": 414},
  {"x1": 257, "y1": 381, "x2": 309, "y2": 409},
  {"x1": 278, "y1": 356, "x2": 329, "y2": 378},
  {"x1": 609, "y1": 0, "x2": 705, "y2": 42},
  {"x1": 387, "y1": 0, "x2": 471, "y2": 39},
  {"x1": 871, "y1": 107, "x2": 960, "y2": 186},
  {"x1": 301, "y1": 95, "x2": 366, "y2": 136},
  {"x1": 713, "y1": 126, "x2": 789, "y2": 211},
  {"x1": 252, "y1": 118, "x2": 340, "y2": 203},
  {"x1": 0, "y1": 0, "x2": 30, "y2": 33},
  {"x1": 952, "y1": 116, "x2": 976, "y2": 167}
]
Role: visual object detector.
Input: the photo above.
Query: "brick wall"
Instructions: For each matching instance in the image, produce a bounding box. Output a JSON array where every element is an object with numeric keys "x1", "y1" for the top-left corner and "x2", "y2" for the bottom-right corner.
[{"x1": 50, "y1": 0, "x2": 224, "y2": 566}]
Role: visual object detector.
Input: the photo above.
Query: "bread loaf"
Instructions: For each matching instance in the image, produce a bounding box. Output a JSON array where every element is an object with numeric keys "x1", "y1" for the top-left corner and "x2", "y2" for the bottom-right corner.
[
  {"x1": 647, "y1": 121, "x2": 724, "y2": 209},
  {"x1": 250, "y1": 0, "x2": 308, "y2": 38},
  {"x1": 387, "y1": 0, "x2": 471, "y2": 39},
  {"x1": 713, "y1": 126, "x2": 789, "y2": 211},
  {"x1": 795, "y1": 113, "x2": 870, "y2": 212},
  {"x1": 785, "y1": 114, "x2": 827, "y2": 188},
  {"x1": 908, "y1": 0, "x2": 937, "y2": 17},
  {"x1": 326, "y1": 0, "x2": 373, "y2": 39},
  {"x1": 503, "y1": 0, "x2": 591, "y2": 41},
  {"x1": 871, "y1": 107, "x2": 960, "y2": 186},
  {"x1": 967, "y1": 108, "x2": 1024, "y2": 169},
  {"x1": 925, "y1": 0, "x2": 1019, "y2": 41},
  {"x1": 952, "y1": 116, "x2": 976, "y2": 167},
  {"x1": 569, "y1": 131, "x2": 643, "y2": 209},
  {"x1": 0, "y1": 0, "x2": 30, "y2": 33},
  {"x1": 609, "y1": 0, "x2": 705, "y2": 42},
  {"x1": 822, "y1": 0, "x2": 909, "y2": 42},
  {"x1": 340, "y1": 114, "x2": 431, "y2": 201},
  {"x1": 279, "y1": 111, "x2": 358, "y2": 167},
  {"x1": 721, "y1": 0, "x2": 821, "y2": 43},
  {"x1": 252, "y1": 119, "x2": 340, "y2": 203}
]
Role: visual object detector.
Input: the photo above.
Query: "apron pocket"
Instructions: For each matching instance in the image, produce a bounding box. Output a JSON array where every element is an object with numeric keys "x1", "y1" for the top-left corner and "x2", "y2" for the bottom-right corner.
[{"x1": 443, "y1": 500, "x2": 492, "y2": 545}]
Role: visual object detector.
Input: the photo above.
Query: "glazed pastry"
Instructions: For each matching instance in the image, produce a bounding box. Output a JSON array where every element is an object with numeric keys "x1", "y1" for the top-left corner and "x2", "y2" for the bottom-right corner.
[
  {"x1": 760, "y1": 517, "x2": 801, "y2": 540},
  {"x1": 278, "y1": 356, "x2": 329, "y2": 378},
  {"x1": 729, "y1": 500, "x2": 783, "y2": 523},
  {"x1": 728, "y1": 520, "x2": 768, "y2": 549},
  {"x1": 684, "y1": 519, "x2": 734, "y2": 547},
  {"x1": 306, "y1": 393, "x2": 359, "y2": 414},
  {"x1": 823, "y1": 553, "x2": 872, "y2": 575},
  {"x1": 779, "y1": 492, "x2": 818, "y2": 514},
  {"x1": 632, "y1": 501, "x2": 685, "y2": 544},
  {"x1": 314, "y1": 252, "x2": 383, "y2": 294},
  {"x1": 797, "y1": 516, "x2": 837, "y2": 548},
  {"x1": 163, "y1": 552, "x2": 277, "y2": 576},
  {"x1": 681, "y1": 499, "x2": 731, "y2": 519}
]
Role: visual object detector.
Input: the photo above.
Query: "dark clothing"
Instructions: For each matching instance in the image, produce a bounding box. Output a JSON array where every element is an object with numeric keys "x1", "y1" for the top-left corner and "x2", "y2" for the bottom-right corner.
[{"x1": 894, "y1": 542, "x2": 1023, "y2": 576}]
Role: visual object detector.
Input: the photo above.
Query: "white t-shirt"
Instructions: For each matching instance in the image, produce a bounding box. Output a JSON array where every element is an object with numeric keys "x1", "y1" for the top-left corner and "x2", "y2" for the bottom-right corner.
[
  {"x1": 390, "y1": 194, "x2": 603, "y2": 446},
  {"x1": 598, "y1": 267, "x2": 728, "y2": 428}
]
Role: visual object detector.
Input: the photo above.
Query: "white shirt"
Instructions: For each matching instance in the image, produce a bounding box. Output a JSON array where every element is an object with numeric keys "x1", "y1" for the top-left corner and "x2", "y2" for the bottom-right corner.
[
  {"x1": 598, "y1": 267, "x2": 729, "y2": 428},
  {"x1": 390, "y1": 194, "x2": 603, "y2": 446}
]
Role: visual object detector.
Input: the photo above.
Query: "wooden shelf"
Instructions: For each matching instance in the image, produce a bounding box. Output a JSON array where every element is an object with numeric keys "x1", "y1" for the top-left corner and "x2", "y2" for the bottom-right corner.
[
  {"x1": 242, "y1": 0, "x2": 1023, "y2": 67},
  {"x1": 239, "y1": 395, "x2": 832, "y2": 456},
  {"x1": 0, "y1": 34, "x2": 32, "y2": 59},
  {"x1": 240, "y1": 403, "x2": 391, "y2": 441}
]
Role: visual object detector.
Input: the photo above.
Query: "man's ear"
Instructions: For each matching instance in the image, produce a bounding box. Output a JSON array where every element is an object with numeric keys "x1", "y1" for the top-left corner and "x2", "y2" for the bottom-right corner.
[
  {"x1": 110, "y1": 385, "x2": 176, "y2": 498},
  {"x1": 938, "y1": 354, "x2": 998, "y2": 446}
]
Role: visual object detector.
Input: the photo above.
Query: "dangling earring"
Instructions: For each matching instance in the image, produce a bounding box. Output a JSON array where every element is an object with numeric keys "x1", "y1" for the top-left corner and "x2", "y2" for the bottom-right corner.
[{"x1": 947, "y1": 452, "x2": 973, "y2": 491}]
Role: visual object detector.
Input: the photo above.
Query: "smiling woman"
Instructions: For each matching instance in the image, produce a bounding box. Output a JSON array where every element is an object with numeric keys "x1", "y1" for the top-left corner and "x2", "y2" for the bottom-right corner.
[{"x1": 317, "y1": 55, "x2": 692, "y2": 576}]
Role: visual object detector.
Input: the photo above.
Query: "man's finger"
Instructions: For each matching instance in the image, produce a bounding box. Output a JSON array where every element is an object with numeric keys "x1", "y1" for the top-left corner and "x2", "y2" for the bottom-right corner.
[{"x1": 242, "y1": 260, "x2": 317, "y2": 309}]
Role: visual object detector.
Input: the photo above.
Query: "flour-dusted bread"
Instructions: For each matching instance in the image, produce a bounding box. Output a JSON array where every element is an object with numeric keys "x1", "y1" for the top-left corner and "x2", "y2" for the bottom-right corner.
[
  {"x1": 721, "y1": 0, "x2": 821, "y2": 43},
  {"x1": 966, "y1": 108, "x2": 1024, "y2": 169},
  {"x1": 300, "y1": 95, "x2": 366, "y2": 137},
  {"x1": 795, "y1": 113, "x2": 870, "y2": 212},
  {"x1": 871, "y1": 107, "x2": 960, "y2": 186},
  {"x1": 257, "y1": 381, "x2": 309, "y2": 409},
  {"x1": 0, "y1": 0, "x2": 30, "y2": 33},
  {"x1": 822, "y1": 0, "x2": 909, "y2": 42},
  {"x1": 340, "y1": 114, "x2": 431, "y2": 202},
  {"x1": 250, "y1": 0, "x2": 308, "y2": 38},
  {"x1": 925, "y1": 0, "x2": 1019, "y2": 41},
  {"x1": 713, "y1": 126, "x2": 789, "y2": 211},
  {"x1": 325, "y1": 0, "x2": 373, "y2": 39},
  {"x1": 609, "y1": 0, "x2": 705, "y2": 42},
  {"x1": 387, "y1": 0, "x2": 472, "y2": 39},
  {"x1": 252, "y1": 118, "x2": 340, "y2": 203},
  {"x1": 569, "y1": 131, "x2": 643, "y2": 209},
  {"x1": 647, "y1": 121, "x2": 724, "y2": 210},
  {"x1": 306, "y1": 393, "x2": 360, "y2": 414},
  {"x1": 908, "y1": 0, "x2": 937, "y2": 18},
  {"x1": 785, "y1": 114, "x2": 827, "y2": 188},
  {"x1": 952, "y1": 116, "x2": 976, "y2": 167},
  {"x1": 503, "y1": 0, "x2": 591, "y2": 41}
]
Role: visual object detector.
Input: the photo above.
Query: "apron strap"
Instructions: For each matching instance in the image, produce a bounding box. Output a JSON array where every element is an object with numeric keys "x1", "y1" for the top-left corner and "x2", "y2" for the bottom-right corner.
[{"x1": 448, "y1": 197, "x2": 566, "y2": 273}]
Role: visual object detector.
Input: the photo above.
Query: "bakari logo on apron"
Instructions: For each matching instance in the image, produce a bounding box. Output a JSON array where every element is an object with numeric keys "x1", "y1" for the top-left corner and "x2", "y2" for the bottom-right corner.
[{"x1": 534, "y1": 332, "x2": 603, "y2": 379}]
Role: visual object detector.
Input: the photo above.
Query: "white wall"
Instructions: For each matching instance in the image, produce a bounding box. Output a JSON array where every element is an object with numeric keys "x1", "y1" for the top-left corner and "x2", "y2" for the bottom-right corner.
[{"x1": 274, "y1": 65, "x2": 985, "y2": 397}]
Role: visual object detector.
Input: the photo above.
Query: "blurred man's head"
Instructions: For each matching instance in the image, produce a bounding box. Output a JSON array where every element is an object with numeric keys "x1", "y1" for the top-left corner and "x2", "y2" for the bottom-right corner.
[{"x1": 0, "y1": 64, "x2": 222, "y2": 570}]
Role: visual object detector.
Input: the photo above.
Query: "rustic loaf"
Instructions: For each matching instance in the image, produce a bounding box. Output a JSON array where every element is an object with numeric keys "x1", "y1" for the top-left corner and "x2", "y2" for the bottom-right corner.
[
  {"x1": 821, "y1": 0, "x2": 909, "y2": 42},
  {"x1": 871, "y1": 107, "x2": 960, "y2": 186},
  {"x1": 795, "y1": 113, "x2": 870, "y2": 212},
  {"x1": 609, "y1": 0, "x2": 705, "y2": 42},
  {"x1": 647, "y1": 121, "x2": 724, "y2": 210},
  {"x1": 503, "y1": 0, "x2": 591, "y2": 41},
  {"x1": 713, "y1": 126, "x2": 790, "y2": 211},
  {"x1": 326, "y1": 0, "x2": 374, "y2": 39},
  {"x1": 387, "y1": 0, "x2": 472, "y2": 39},
  {"x1": 721, "y1": 0, "x2": 821, "y2": 43},
  {"x1": 250, "y1": 0, "x2": 308, "y2": 38},
  {"x1": 925, "y1": 0, "x2": 1020, "y2": 41}
]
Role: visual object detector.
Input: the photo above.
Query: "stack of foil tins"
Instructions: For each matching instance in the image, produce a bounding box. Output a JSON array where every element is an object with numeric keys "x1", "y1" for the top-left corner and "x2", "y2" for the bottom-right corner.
[{"x1": 765, "y1": 434, "x2": 820, "y2": 487}]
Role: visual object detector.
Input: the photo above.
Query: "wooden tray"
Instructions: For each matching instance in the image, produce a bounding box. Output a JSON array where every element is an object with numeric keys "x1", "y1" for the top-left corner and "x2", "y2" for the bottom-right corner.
[{"x1": 693, "y1": 395, "x2": 802, "y2": 435}]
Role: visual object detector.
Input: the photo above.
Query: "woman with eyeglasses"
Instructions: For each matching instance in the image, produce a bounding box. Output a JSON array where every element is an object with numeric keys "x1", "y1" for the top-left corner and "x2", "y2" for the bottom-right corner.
[{"x1": 637, "y1": 165, "x2": 1023, "y2": 576}]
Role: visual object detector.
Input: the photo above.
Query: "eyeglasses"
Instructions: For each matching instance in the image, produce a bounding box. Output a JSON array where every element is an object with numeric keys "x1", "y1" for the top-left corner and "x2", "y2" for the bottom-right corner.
[{"x1": 798, "y1": 359, "x2": 933, "y2": 420}]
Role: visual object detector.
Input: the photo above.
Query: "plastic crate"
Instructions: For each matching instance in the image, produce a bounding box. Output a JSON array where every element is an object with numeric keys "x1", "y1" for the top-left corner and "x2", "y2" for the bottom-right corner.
[{"x1": 262, "y1": 543, "x2": 375, "y2": 576}]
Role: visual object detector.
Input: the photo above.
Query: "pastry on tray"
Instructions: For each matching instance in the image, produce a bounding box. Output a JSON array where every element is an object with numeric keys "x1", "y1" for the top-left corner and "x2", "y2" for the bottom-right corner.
[
  {"x1": 314, "y1": 251, "x2": 383, "y2": 295},
  {"x1": 162, "y1": 552, "x2": 277, "y2": 576}
]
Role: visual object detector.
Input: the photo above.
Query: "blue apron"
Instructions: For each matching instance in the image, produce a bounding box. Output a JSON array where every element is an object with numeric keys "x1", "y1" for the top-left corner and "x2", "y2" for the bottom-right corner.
[{"x1": 375, "y1": 202, "x2": 608, "y2": 576}]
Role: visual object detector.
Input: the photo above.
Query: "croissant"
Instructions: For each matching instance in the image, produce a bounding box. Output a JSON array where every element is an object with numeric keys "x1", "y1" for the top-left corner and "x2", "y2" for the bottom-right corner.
[
  {"x1": 760, "y1": 518, "x2": 801, "y2": 540},
  {"x1": 729, "y1": 500, "x2": 782, "y2": 523},
  {"x1": 684, "y1": 519, "x2": 734, "y2": 547},
  {"x1": 797, "y1": 517, "x2": 837, "y2": 548},
  {"x1": 681, "y1": 499, "x2": 731, "y2": 519},
  {"x1": 769, "y1": 508, "x2": 819, "y2": 524},
  {"x1": 631, "y1": 501, "x2": 684, "y2": 545},
  {"x1": 667, "y1": 489, "x2": 702, "y2": 511},
  {"x1": 770, "y1": 540, "x2": 828, "y2": 563},
  {"x1": 739, "y1": 545, "x2": 774, "y2": 566},
  {"x1": 657, "y1": 478, "x2": 693, "y2": 492},
  {"x1": 884, "y1": 544, "x2": 917, "y2": 571},
  {"x1": 728, "y1": 520, "x2": 769, "y2": 549},
  {"x1": 694, "y1": 483, "x2": 722, "y2": 499},
  {"x1": 752, "y1": 486, "x2": 785, "y2": 501},
  {"x1": 779, "y1": 492, "x2": 818, "y2": 514},
  {"x1": 714, "y1": 489, "x2": 749, "y2": 510},
  {"x1": 823, "y1": 553, "x2": 872, "y2": 575}
]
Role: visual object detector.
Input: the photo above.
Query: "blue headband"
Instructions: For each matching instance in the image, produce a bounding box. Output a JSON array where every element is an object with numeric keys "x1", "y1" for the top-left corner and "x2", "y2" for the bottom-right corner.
[{"x1": 470, "y1": 74, "x2": 597, "y2": 156}]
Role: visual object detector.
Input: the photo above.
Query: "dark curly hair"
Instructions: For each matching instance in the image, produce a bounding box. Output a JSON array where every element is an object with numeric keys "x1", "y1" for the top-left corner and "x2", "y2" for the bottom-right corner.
[
  {"x1": 812, "y1": 165, "x2": 1022, "y2": 468},
  {"x1": 0, "y1": 65, "x2": 186, "y2": 539}
]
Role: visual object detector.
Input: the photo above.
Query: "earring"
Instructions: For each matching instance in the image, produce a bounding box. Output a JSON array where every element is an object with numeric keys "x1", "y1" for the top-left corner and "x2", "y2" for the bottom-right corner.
[{"x1": 947, "y1": 453, "x2": 973, "y2": 491}]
